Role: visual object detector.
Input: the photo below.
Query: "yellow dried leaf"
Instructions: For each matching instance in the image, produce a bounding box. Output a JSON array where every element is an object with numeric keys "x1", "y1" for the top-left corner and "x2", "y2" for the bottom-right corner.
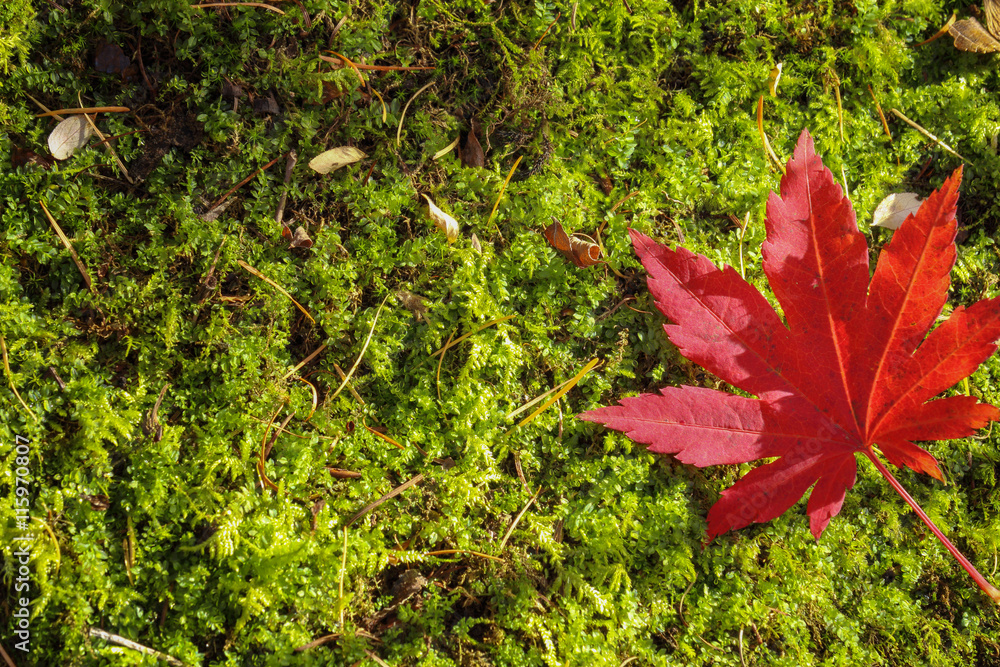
[
  {"x1": 308, "y1": 146, "x2": 366, "y2": 174},
  {"x1": 422, "y1": 194, "x2": 459, "y2": 244}
]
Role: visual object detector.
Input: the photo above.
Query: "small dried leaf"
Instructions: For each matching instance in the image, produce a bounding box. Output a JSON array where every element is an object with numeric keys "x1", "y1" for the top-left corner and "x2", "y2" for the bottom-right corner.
[
  {"x1": 949, "y1": 17, "x2": 1000, "y2": 52},
  {"x1": 470, "y1": 233, "x2": 482, "y2": 253},
  {"x1": 12, "y1": 147, "x2": 53, "y2": 170},
  {"x1": 543, "y1": 220, "x2": 603, "y2": 267},
  {"x1": 48, "y1": 115, "x2": 94, "y2": 160},
  {"x1": 94, "y1": 41, "x2": 130, "y2": 75},
  {"x1": 423, "y1": 194, "x2": 459, "y2": 244},
  {"x1": 462, "y1": 126, "x2": 485, "y2": 168},
  {"x1": 308, "y1": 146, "x2": 367, "y2": 174},
  {"x1": 872, "y1": 193, "x2": 924, "y2": 230},
  {"x1": 253, "y1": 94, "x2": 280, "y2": 115},
  {"x1": 289, "y1": 226, "x2": 313, "y2": 249}
]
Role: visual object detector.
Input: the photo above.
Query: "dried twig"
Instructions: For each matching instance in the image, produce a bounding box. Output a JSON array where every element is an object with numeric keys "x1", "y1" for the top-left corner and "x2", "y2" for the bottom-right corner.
[
  {"x1": 87, "y1": 628, "x2": 188, "y2": 666},
  {"x1": 210, "y1": 153, "x2": 284, "y2": 211},
  {"x1": 274, "y1": 149, "x2": 297, "y2": 225}
]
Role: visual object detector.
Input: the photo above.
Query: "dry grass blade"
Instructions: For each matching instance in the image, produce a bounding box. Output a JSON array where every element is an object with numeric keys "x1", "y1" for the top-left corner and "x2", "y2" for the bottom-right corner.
[
  {"x1": 87, "y1": 628, "x2": 189, "y2": 667},
  {"x1": 256, "y1": 406, "x2": 285, "y2": 493},
  {"x1": 79, "y1": 107, "x2": 132, "y2": 183},
  {"x1": 507, "y1": 376, "x2": 575, "y2": 420},
  {"x1": 396, "y1": 80, "x2": 436, "y2": 146},
  {"x1": 365, "y1": 650, "x2": 392, "y2": 667},
  {"x1": 433, "y1": 136, "x2": 460, "y2": 160},
  {"x1": 319, "y1": 54, "x2": 434, "y2": 71},
  {"x1": 517, "y1": 358, "x2": 600, "y2": 427},
  {"x1": 363, "y1": 417, "x2": 405, "y2": 450},
  {"x1": 1, "y1": 336, "x2": 38, "y2": 422},
  {"x1": 328, "y1": 364, "x2": 365, "y2": 405},
  {"x1": 756, "y1": 95, "x2": 785, "y2": 174},
  {"x1": 430, "y1": 314, "x2": 516, "y2": 358},
  {"x1": 424, "y1": 549, "x2": 504, "y2": 562},
  {"x1": 914, "y1": 12, "x2": 956, "y2": 47},
  {"x1": 610, "y1": 190, "x2": 640, "y2": 213},
  {"x1": 281, "y1": 343, "x2": 327, "y2": 381},
  {"x1": 868, "y1": 86, "x2": 893, "y2": 143},
  {"x1": 331, "y1": 295, "x2": 390, "y2": 399},
  {"x1": 889, "y1": 108, "x2": 969, "y2": 163},
  {"x1": 487, "y1": 156, "x2": 522, "y2": 239},
  {"x1": 210, "y1": 153, "x2": 283, "y2": 211},
  {"x1": 36, "y1": 106, "x2": 130, "y2": 118},
  {"x1": 39, "y1": 200, "x2": 94, "y2": 293},
  {"x1": 531, "y1": 11, "x2": 560, "y2": 51},
  {"x1": 347, "y1": 473, "x2": 425, "y2": 526},
  {"x1": 436, "y1": 329, "x2": 455, "y2": 400},
  {"x1": 339, "y1": 527, "x2": 348, "y2": 627},
  {"x1": 298, "y1": 377, "x2": 318, "y2": 420},
  {"x1": 190, "y1": 2, "x2": 285, "y2": 14},
  {"x1": 237, "y1": 260, "x2": 315, "y2": 324},
  {"x1": 499, "y1": 486, "x2": 543, "y2": 550}
]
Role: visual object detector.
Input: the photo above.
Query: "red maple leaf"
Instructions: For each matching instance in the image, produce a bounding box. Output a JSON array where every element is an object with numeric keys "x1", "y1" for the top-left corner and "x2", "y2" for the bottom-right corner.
[{"x1": 581, "y1": 130, "x2": 1000, "y2": 603}]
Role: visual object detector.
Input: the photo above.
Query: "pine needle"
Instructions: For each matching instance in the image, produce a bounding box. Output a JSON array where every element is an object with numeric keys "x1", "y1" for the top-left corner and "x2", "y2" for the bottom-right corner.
[
  {"x1": 34, "y1": 106, "x2": 130, "y2": 118},
  {"x1": 237, "y1": 260, "x2": 315, "y2": 324},
  {"x1": 396, "y1": 80, "x2": 436, "y2": 146},
  {"x1": 487, "y1": 156, "x2": 522, "y2": 239},
  {"x1": 430, "y1": 314, "x2": 516, "y2": 358},
  {"x1": 331, "y1": 295, "x2": 389, "y2": 400},
  {"x1": 890, "y1": 108, "x2": 969, "y2": 163},
  {"x1": 39, "y1": 200, "x2": 95, "y2": 293},
  {"x1": 516, "y1": 358, "x2": 600, "y2": 428},
  {"x1": 757, "y1": 95, "x2": 785, "y2": 174},
  {"x1": 1, "y1": 335, "x2": 38, "y2": 421},
  {"x1": 190, "y1": 2, "x2": 285, "y2": 14},
  {"x1": 499, "y1": 486, "x2": 543, "y2": 550}
]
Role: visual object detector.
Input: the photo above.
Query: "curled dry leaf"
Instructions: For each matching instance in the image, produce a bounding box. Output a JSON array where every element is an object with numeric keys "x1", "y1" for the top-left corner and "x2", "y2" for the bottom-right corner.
[
  {"x1": 422, "y1": 194, "x2": 459, "y2": 244},
  {"x1": 872, "y1": 193, "x2": 924, "y2": 230},
  {"x1": 949, "y1": 17, "x2": 1000, "y2": 51},
  {"x1": 308, "y1": 146, "x2": 366, "y2": 174},
  {"x1": 543, "y1": 220, "x2": 603, "y2": 267},
  {"x1": 48, "y1": 115, "x2": 94, "y2": 160},
  {"x1": 288, "y1": 226, "x2": 313, "y2": 248}
]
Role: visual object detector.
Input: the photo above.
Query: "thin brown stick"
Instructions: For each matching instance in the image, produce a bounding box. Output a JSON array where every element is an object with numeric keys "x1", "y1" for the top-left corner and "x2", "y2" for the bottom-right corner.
[
  {"x1": 87, "y1": 628, "x2": 188, "y2": 666},
  {"x1": 347, "y1": 474, "x2": 424, "y2": 526},
  {"x1": 38, "y1": 200, "x2": 94, "y2": 293},
  {"x1": 209, "y1": 153, "x2": 284, "y2": 211},
  {"x1": 274, "y1": 149, "x2": 297, "y2": 225},
  {"x1": 190, "y1": 2, "x2": 285, "y2": 14},
  {"x1": 531, "y1": 11, "x2": 561, "y2": 51},
  {"x1": 0, "y1": 643, "x2": 16, "y2": 667},
  {"x1": 34, "y1": 106, "x2": 129, "y2": 118},
  {"x1": 78, "y1": 104, "x2": 133, "y2": 183},
  {"x1": 281, "y1": 343, "x2": 327, "y2": 380},
  {"x1": 319, "y1": 55, "x2": 434, "y2": 71},
  {"x1": 424, "y1": 549, "x2": 503, "y2": 562}
]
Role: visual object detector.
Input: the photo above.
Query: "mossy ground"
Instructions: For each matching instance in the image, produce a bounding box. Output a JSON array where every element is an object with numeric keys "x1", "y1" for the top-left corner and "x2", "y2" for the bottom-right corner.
[{"x1": 1, "y1": 0, "x2": 999, "y2": 664}]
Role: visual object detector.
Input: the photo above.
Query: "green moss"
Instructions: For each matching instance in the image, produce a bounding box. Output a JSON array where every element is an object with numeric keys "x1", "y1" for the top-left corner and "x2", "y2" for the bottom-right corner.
[{"x1": 1, "y1": 0, "x2": 999, "y2": 664}]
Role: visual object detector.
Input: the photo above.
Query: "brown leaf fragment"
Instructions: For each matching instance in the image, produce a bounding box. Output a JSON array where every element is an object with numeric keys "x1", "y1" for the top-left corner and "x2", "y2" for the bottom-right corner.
[
  {"x1": 94, "y1": 41, "x2": 130, "y2": 75},
  {"x1": 221, "y1": 78, "x2": 245, "y2": 101},
  {"x1": 396, "y1": 290, "x2": 429, "y2": 321},
  {"x1": 82, "y1": 494, "x2": 111, "y2": 511},
  {"x1": 253, "y1": 94, "x2": 280, "y2": 115},
  {"x1": 949, "y1": 17, "x2": 1000, "y2": 52},
  {"x1": 288, "y1": 226, "x2": 313, "y2": 248},
  {"x1": 12, "y1": 146, "x2": 53, "y2": 170},
  {"x1": 327, "y1": 467, "x2": 363, "y2": 479},
  {"x1": 543, "y1": 220, "x2": 603, "y2": 268},
  {"x1": 462, "y1": 124, "x2": 485, "y2": 168}
]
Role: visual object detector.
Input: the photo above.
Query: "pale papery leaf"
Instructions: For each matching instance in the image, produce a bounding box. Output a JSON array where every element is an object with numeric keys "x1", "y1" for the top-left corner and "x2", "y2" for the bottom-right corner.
[
  {"x1": 308, "y1": 146, "x2": 366, "y2": 174},
  {"x1": 422, "y1": 194, "x2": 459, "y2": 244},
  {"x1": 48, "y1": 115, "x2": 94, "y2": 160},
  {"x1": 872, "y1": 192, "x2": 924, "y2": 230}
]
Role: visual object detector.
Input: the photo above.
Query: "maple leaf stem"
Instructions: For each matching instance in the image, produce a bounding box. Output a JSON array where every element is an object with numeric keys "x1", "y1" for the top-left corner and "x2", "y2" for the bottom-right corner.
[{"x1": 863, "y1": 450, "x2": 1000, "y2": 604}]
